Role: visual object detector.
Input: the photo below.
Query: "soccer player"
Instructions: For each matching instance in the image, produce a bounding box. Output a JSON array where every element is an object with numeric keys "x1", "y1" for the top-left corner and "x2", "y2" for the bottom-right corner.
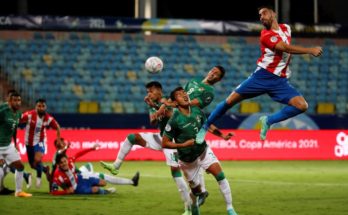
[
  {"x1": 51, "y1": 147, "x2": 140, "y2": 195},
  {"x1": 1, "y1": 90, "x2": 32, "y2": 189},
  {"x1": 162, "y1": 87, "x2": 238, "y2": 215},
  {"x1": 101, "y1": 81, "x2": 193, "y2": 215},
  {"x1": 20, "y1": 98, "x2": 62, "y2": 188},
  {"x1": 0, "y1": 91, "x2": 32, "y2": 197},
  {"x1": 0, "y1": 159, "x2": 14, "y2": 194},
  {"x1": 159, "y1": 65, "x2": 232, "y2": 205},
  {"x1": 196, "y1": 5, "x2": 323, "y2": 143}
]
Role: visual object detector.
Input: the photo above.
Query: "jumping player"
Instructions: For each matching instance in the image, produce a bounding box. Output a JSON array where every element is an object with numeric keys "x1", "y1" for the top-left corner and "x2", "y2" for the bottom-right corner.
[{"x1": 196, "y1": 5, "x2": 323, "y2": 143}]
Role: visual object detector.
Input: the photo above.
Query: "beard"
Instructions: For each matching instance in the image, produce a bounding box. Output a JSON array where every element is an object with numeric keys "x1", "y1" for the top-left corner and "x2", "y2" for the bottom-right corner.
[
  {"x1": 262, "y1": 20, "x2": 272, "y2": 30},
  {"x1": 38, "y1": 111, "x2": 46, "y2": 117}
]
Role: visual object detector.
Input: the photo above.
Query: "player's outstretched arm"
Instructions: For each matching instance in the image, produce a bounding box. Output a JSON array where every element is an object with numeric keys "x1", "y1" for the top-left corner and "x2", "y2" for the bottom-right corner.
[
  {"x1": 208, "y1": 124, "x2": 234, "y2": 140},
  {"x1": 162, "y1": 135, "x2": 194, "y2": 149},
  {"x1": 73, "y1": 147, "x2": 98, "y2": 161},
  {"x1": 275, "y1": 41, "x2": 323, "y2": 57}
]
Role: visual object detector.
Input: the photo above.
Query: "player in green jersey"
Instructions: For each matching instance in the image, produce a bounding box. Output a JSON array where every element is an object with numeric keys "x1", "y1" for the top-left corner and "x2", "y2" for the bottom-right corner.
[
  {"x1": 101, "y1": 81, "x2": 192, "y2": 215},
  {"x1": 158, "y1": 65, "x2": 233, "y2": 206},
  {"x1": 0, "y1": 91, "x2": 32, "y2": 197},
  {"x1": 162, "y1": 87, "x2": 238, "y2": 215},
  {"x1": 0, "y1": 90, "x2": 32, "y2": 191}
]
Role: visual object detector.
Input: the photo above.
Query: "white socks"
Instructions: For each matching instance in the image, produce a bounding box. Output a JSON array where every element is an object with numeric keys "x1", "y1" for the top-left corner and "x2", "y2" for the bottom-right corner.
[
  {"x1": 104, "y1": 174, "x2": 133, "y2": 185},
  {"x1": 0, "y1": 167, "x2": 5, "y2": 190},
  {"x1": 15, "y1": 170, "x2": 24, "y2": 193},
  {"x1": 218, "y1": 178, "x2": 233, "y2": 210},
  {"x1": 174, "y1": 176, "x2": 192, "y2": 209},
  {"x1": 113, "y1": 139, "x2": 133, "y2": 169},
  {"x1": 198, "y1": 168, "x2": 207, "y2": 192}
]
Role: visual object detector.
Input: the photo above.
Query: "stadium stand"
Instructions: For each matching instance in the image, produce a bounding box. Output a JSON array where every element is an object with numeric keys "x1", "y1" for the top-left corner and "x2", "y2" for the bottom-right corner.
[{"x1": 0, "y1": 31, "x2": 347, "y2": 114}]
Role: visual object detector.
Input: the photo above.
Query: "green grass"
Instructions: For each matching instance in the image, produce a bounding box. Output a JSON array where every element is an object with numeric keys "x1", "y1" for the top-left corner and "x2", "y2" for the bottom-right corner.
[{"x1": 1, "y1": 161, "x2": 347, "y2": 215}]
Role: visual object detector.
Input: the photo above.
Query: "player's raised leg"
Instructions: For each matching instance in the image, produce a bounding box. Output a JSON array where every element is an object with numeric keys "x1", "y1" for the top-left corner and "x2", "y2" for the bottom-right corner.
[
  {"x1": 196, "y1": 92, "x2": 244, "y2": 144},
  {"x1": 101, "y1": 134, "x2": 142, "y2": 175},
  {"x1": 259, "y1": 95, "x2": 308, "y2": 140}
]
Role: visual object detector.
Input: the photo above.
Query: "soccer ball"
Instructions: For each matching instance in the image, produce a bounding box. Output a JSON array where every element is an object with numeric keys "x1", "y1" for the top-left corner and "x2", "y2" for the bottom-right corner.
[{"x1": 145, "y1": 56, "x2": 163, "y2": 74}]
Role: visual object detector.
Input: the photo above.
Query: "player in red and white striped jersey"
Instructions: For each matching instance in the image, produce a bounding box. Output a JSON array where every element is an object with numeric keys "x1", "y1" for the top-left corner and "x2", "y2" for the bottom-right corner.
[
  {"x1": 20, "y1": 98, "x2": 62, "y2": 188},
  {"x1": 51, "y1": 145, "x2": 139, "y2": 195},
  {"x1": 257, "y1": 23, "x2": 292, "y2": 78},
  {"x1": 196, "y1": 5, "x2": 323, "y2": 144}
]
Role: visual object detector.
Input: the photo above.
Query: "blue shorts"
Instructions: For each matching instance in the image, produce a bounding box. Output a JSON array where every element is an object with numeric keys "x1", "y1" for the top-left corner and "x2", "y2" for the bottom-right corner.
[
  {"x1": 235, "y1": 67, "x2": 302, "y2": 104},
  {"x1": 26, "y1": 143, "x2": 45, "y2": 165},
  {"x1": 75, "y1": 174, "x2": 100, "y2": 194}
]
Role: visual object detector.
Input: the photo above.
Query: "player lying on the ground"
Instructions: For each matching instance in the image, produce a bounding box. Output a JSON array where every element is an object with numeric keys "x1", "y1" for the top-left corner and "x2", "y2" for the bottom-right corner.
[
  {"x1": 162, "y1": 87, "x2": 238, "y2": 215},
  {"x1": 51, "y1": 142, "x2": 140, "y2": 195}
]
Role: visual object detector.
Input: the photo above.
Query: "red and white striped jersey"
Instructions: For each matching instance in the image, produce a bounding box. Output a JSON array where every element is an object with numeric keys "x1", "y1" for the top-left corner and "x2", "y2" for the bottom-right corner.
[
  {"x1": 52, "y1": 157, "x2": 78, "y2": 190},
  {"x1": 257, "y1": 24, "x2": 292, "y2": 78},
  {"x1": 20, "y1": 110, "x2": 59, "y2": 146}
]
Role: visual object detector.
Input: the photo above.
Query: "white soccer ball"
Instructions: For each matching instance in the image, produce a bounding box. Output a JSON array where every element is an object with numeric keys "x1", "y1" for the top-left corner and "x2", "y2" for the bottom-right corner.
[{"x1": 145, "y1": 56, "x2": 164, "y2": 74}]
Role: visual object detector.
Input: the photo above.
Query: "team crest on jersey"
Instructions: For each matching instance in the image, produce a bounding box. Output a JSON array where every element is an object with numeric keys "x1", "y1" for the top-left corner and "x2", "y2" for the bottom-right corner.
[
  {"x1": 165, "y1": 124, "x2": 171, "y2": 132},
  {"x1": 196, "y1": 116, "x2": 201, "y2": 123},
  {"x1": 198, "y1": 87, "x2": 204, "y2": 92},
  {"x1": 205, "y1": 96, "x2": 212, "y2": 104},
  {"x1": 270, "y1": 36, "x2": 278, "y2": 43}
]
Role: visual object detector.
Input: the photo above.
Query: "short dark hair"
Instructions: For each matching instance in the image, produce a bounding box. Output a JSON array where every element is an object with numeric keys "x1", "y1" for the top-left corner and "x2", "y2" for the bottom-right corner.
[
  {"x1": 258, "y1": 5, "x2": 274, "y2": 12},
  {"x1": 146, "y1": 81, "x2": 162, "y2": 89},
  {"x1": 7, "y1": 89, "x2": 17, "y2": 97},
  {"x1": 55, "y1": 152, "x2": 68, "y2": 165},
  {"x1": 9, "y1": 91, "x2": 20, "y2": 98},
  {"x1": 35, "y1": 98, "x2": 46, "y2": 104},
  {"x1": 214, "y1": 65, "x2": 226, "y2": 79},
  {"x1": 170, "y1": 87, "x2": 184, "y2": 101}
]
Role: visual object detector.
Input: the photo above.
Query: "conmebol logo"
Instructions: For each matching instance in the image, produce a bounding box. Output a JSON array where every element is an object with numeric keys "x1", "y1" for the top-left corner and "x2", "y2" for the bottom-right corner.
[{"x1": 335, "y1": 132, "x2": 348, "y2": 157}]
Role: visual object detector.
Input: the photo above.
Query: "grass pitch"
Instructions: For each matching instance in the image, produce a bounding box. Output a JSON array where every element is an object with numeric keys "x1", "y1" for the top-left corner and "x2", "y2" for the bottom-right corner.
[{"x1": 0, "y1": 161, "x2": 347, "y2": 215}]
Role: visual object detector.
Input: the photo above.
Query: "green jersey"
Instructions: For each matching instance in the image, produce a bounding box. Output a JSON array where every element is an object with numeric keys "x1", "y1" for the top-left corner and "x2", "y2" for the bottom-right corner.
[
  {"x1": 0, "y1": 104, "x2": 21, "y2": 147},
  {"x1": 163, "y1": 106, "x2": 207, "y2": 162},
  {"x1": 148, "y1": 99, "x2": 172, "y2": 136},
  {"x1": 184, "y1": 79, "x2": 214, "y2": 109}
]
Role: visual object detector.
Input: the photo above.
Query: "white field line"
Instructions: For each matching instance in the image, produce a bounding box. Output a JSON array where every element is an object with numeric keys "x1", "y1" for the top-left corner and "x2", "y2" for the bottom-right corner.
[{"x1": 133, "y1": 173, "x2": 348, "y2": 187}]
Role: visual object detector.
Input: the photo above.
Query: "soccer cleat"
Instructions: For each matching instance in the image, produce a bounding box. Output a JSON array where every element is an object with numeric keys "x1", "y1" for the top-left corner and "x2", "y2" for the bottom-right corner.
[
  {"x1": 100, "y1": 161, "x2": 119, "y2": 175},
  {"x1": 197, "y1": 191, "x2": 209, "y2": 206},
  {"x1": 259, "y1": 116, "x2": 270, "y2": 141},
  {"x1": 105, "y1": 187, "x2": 116, "y2": 194},
  {"x1": 182, "y1": 208, "x2": 192, "y2": 215},
  {"x1": 132, "y1": 171, "x2": 140, "y2": 186},
  {"x1": 195, "y1": 127, "x2": 208, "y2": 144},
  {"x1": 15, "y1": 191, "x2": 32, "y2": 197},
  {"x1": 25, "y1": 173, "x2": 32, "y2": 189},
  {"x1": 36, "y1": 177, "x2": 42, "y2": 188},
  {"x1": 0, "y1": 187, "x2": 15, "y2": 195},
  {"x1": 227, "y1": 208, "x2": 238, "y2": 215}
]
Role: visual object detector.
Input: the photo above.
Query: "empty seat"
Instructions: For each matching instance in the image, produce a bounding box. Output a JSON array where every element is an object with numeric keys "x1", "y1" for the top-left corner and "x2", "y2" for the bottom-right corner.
[
  {"x1": 79, "y1": 101, "x2": 99, "y2": 113},
  {"x1": 316, "y1": 102, "x2": 335, "y2": 114},
  {"x1": 239, "y1": 101, "x2": 261, "y2": 114}
]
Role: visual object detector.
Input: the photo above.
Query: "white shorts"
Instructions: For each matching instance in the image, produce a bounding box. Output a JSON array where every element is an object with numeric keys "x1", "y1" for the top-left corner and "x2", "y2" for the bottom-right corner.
[
  {"x1": 179, "y1": 147, "x2": 219, "y2": 187},
  {"x1": 0, "y1": 163, "x2": 10, "y2": 176},
  {"x1": 0, "y1": 144, "x2": 21, "y2": 165},
  {"x1": 79, "y1": 163, "x2": 94, "y2": 173},
  {"x1": 139, "y1": 132, "x2": 179, "y2": 167}
]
